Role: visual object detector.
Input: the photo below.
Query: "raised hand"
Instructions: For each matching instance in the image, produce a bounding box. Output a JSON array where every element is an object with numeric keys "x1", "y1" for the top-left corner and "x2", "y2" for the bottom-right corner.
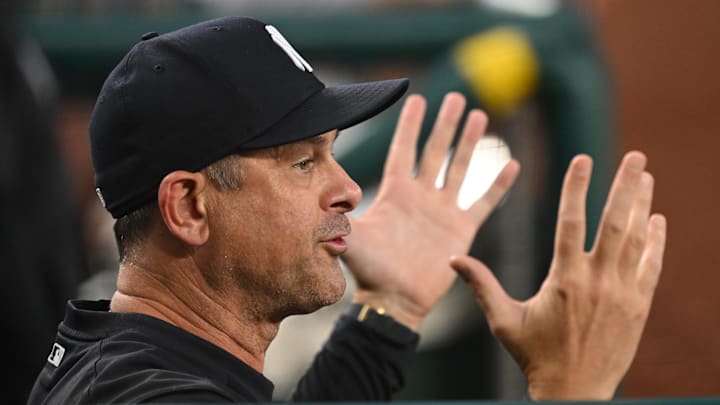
[
  {"x1": 450, "y1": 152, "x2": 667, "y2": 400},
  {"x1": 342, "y1": 92, "x2": 520, "y2": 330}
]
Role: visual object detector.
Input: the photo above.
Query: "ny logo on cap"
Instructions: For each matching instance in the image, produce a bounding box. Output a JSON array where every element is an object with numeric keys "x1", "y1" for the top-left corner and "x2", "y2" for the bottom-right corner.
[{"x1": 265, "y1": 25, "x2": 313, "y2": 72}]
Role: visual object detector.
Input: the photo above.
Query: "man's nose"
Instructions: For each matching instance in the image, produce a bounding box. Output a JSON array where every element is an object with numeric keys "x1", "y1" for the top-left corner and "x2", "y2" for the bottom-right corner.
[{"x1": 323, "y1": 160, "x2": 362, "y2": 213}]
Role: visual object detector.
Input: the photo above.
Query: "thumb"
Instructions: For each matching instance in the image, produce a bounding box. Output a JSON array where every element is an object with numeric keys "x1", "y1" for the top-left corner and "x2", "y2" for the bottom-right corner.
[{"x1": 450, "y1": 255, "x2": 513, "y2": 325}]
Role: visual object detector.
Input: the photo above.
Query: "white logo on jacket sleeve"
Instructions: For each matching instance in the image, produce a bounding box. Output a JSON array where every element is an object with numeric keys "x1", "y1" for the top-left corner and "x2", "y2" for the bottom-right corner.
[
  {"x1": 95, "y1": 187, "x2": 106, "y2": 208},
  {"x1": 265, "y1": 25, "x2": 313, "y2": 72},
  {"x1": 48, "y1": 343, "x2": 65, "y2": 367}
]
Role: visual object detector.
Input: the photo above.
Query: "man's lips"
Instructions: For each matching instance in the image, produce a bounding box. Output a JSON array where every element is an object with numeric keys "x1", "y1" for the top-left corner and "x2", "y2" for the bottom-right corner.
[
  {"x1": 315, "y1": 215, "x2": 351, "y2": 255},
  {"x1": 320, "y1": 234, "x2": 348, "y2": 255}
]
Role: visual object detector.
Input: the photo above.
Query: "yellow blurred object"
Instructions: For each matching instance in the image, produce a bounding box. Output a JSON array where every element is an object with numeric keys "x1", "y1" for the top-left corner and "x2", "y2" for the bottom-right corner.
[{"x1": 453, "y1": 27, "x2": 539, "y2": 117}]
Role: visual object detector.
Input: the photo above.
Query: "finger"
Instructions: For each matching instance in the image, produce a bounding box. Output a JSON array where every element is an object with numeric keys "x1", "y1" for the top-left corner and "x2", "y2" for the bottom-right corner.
[
  {"x1": 468, "y1": 158, "x2": 520, "y2": 223},
  {"x1": 618, "y1": 172, "x2": 654, "y2": 273},
  {"x1": 416, "y1": 92, "x2": 466, "y2": 185},
  {"x1": 637, "y1": 214, "x2": 667, "y2": 298},
  {"x1": 383, "y1": 94, "x2": 427, "y2": 178},
  {"x1": 553, "y1": 154, "x2": 592, "y2": 262},
  {"x1": 591, "y1": 151, "x2": 647, "y2": 265},
  {"x1": 450, "y1": 255, "x2": 515, "y2": 327},
  {"x1": 444, "y1": 109, "x2": 488, "y2": 194}
]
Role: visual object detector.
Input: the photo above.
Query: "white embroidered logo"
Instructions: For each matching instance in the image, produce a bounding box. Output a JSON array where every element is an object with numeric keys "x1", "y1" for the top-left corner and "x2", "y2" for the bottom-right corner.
[
  {"x1": 48, "y1": 343, "x2": 65, "y2": 367},
  {"x1": 265, "y1": 25, "x2": 313, "y2": 72}
]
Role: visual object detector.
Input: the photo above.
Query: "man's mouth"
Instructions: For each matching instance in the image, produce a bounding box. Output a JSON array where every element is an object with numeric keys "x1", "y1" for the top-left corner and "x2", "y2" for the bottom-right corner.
[
  {"x1": 320, "y1": 235, "x2": 348, "y2": 255},
  {"x1": 315, "y1": 214, "x2": 351, "y2": 255}
]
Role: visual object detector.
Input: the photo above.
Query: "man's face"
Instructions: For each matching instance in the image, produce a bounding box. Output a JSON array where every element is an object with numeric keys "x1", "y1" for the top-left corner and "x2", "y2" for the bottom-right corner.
[{"x1": 204, "y1": 131, "x2": 362, "y2": 320}]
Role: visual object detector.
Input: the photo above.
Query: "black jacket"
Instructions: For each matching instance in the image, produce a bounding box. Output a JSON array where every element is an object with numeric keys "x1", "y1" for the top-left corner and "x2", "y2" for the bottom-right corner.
[{"x1": 28, "y1": 300, "x2": 419, "y2": 404}]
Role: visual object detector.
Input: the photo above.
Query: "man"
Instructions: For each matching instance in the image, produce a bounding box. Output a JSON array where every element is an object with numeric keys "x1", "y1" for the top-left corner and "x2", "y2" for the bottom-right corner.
[{"x1": 28, "y1": 15, "x2": 666, "y2": 404}]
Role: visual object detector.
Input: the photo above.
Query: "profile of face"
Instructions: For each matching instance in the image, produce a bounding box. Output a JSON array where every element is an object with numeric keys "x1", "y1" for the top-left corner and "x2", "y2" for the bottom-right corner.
[{"x1": 203, "y1": 131, "x2": 362, "y2": 320}]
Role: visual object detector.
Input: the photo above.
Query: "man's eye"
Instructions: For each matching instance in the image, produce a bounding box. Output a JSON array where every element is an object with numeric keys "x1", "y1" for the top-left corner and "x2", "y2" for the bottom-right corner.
[{"x1": 293, "y1": 159, "x2": 314, "y2": 171}]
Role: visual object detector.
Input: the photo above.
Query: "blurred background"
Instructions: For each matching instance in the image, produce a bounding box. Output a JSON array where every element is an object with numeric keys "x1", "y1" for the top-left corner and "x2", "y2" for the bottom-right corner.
[{"x1": 3, "y1": 0, "x2": 719, "y2": 402}]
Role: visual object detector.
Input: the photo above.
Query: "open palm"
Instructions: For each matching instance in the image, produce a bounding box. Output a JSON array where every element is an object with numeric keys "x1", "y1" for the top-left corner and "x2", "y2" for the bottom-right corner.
[
  {"x1": 451, "y1": 152, "x2": 667, "y2": 399},
  {"x1": 342, "y1": 92, "x2": 519, "y2": 330}
]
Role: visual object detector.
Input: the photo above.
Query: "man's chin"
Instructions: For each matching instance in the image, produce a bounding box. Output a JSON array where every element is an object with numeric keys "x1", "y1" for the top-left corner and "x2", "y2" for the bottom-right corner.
[
  {"x1": 313, "y1": 274, "x2": 347, "y2": 308},
  {"x1": 297, "y1": 276, "x2": 346, "y2": 316},
  {"x1": 322, "y1": 280, "x2": 347, "y2": 306}
]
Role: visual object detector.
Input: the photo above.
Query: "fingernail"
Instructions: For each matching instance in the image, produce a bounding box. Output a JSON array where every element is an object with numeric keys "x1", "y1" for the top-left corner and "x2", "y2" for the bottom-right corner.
[
  {"x1": 626, "y1": 152, "x2": 647, "y2": 172},
  {"x1": 574, "y1": 156, "x2": 591, "y2": 176},
  {"x1": 576, "y1": 159, "x2": 590, "y2": 176}
]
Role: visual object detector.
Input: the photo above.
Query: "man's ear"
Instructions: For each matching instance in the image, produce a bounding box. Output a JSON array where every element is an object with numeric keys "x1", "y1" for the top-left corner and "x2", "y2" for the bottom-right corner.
[{"x1": 157, "y1": 171, "x2": 210, "y2": 246}]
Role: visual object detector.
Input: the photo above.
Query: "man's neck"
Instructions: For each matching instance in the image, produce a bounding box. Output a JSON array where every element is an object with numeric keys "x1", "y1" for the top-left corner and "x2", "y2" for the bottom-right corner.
[{"x1": 110, "y1": 263, "x2": 280, "y2": 373}]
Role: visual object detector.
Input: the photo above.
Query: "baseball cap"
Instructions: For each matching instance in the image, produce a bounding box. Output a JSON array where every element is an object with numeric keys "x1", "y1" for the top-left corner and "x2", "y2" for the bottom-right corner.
[{"x1": 90, "y1": 16, "x2": 409, "y2": 218}]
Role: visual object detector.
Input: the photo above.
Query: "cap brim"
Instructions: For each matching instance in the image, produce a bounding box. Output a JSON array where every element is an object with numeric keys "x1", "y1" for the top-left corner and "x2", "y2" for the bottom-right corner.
[{"x1": 241, "y1": 78, "x2": 409, "y2": 149}]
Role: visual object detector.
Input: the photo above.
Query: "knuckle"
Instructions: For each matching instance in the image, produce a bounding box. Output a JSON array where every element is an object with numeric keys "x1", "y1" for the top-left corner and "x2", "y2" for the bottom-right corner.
[
  {"x1": 559, "y1": 215, "x2": 584, "y2": 233},
  {"x1": 621, "y1": 294, "x2": 650, "y2": 322},
  {"x1": 555, "y1": 277, "x2": 582, "y2": 301},
  {"x1": 555, "y1": 240, "x2": 575, "y2": 257},
  {"x1": 580, "y1": 272, "x2": 615, "y2": 306},
  {"x1": 626, "y1": 232, "x2": 647, "y2": 251},
  {"x1": 595, "y1": 276, "x2": 615, "y2": 300},
  {"x1": 604, "y1": 218, "x2": 626, "y2": 237},
  {"x1": 587, "y1": 281, "x2": 609, "y2": 308}
]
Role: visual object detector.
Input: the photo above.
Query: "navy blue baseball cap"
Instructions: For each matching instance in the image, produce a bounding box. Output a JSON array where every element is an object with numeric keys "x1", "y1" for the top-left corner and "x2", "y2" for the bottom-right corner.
[{"x1": 90, "y1": 16, "x2": 409, "y2": 218}]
